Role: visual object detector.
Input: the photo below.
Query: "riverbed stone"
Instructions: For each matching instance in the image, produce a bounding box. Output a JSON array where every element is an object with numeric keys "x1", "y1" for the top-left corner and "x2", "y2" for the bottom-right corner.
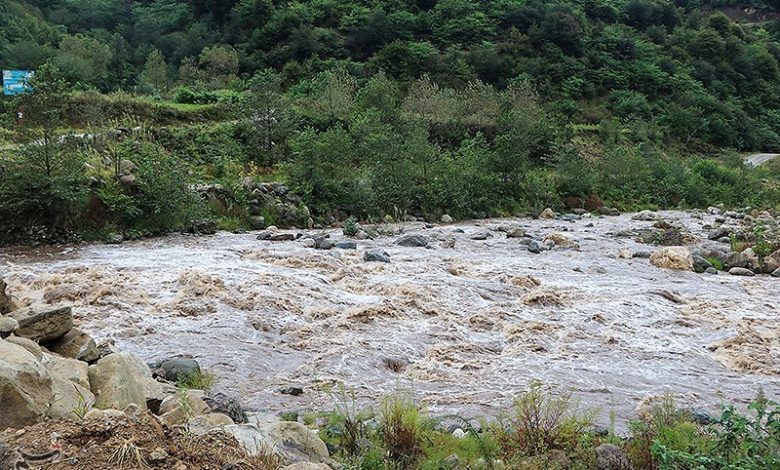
[
  {"x1": 4, "y1": 336, "x2": 42, "y2": 360},
  {"x1": 88, "y1": 352, "x2": 154, "y2": 411},
  {"x1": 692, "y1": 255, "x2": 713, "y2": 273},
  {"x1": 649, "y1": 247, "x2": 694, "y2": 271},
  {"x1": 9, "y1": 304, "x2": 73, "y2": 342},
  {"x1": 440, "y1": 214, "x2": 453, "y2": 223},
  {"x1": 396, "y1": 234, "x2": 430, "y2": 247},
  {"x1": 539, "y1": 208, "x2": 556, "y2": 219},
  {"x1": 0, "y1": 339, "x2": 54, "y2": 430},
  {"x1": 728, "y1": 267, "x2": 755, "y2": 277},
  {"x1": 44, "y1": 328, "x2": 99, "y2": 363},
  {"x1": 364, "y1": 249, "x2": 390, "y2": 263},
  {"x1": 149, "y1": 357, "x2": 201, "y2": 383},
  {"x1": 0, "y1": 277, "x2": 16, "y2": 314},
  {"x1": 772, "y1": 268, "x2": 780, "y2": 277}
]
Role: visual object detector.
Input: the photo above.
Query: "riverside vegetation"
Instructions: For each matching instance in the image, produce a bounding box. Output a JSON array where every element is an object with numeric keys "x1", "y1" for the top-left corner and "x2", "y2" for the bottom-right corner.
[
  {"x1": 1, "y1": 0, "x2": 780, "y2": 469},
  {"x1": 1, "y1": 1, "x2": 780, "y2": 243}
]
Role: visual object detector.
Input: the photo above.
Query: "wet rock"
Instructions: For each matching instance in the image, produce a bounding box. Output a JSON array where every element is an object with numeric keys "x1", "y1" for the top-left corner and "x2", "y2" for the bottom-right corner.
[
  {"x1": 203, "y1": 393, "x2": 248, "y2": 424},
  {"x1": 149, "y1": 357, "x2": 201, "y2": 383},
  {"x1": 280, "y1": 386, "x2": 304, "y2": 396},
  {"x1": 539, "y1": 208, "x2": 556, "y2": 219},
  {"x1": 692, "y1": 255, "x2": 713, "y2": 274},
  {"x1": 506, "y1": 228, "x2": 526, "y2": 238},
  {"x1": 764, "y1": 249, "x2": 780, "y2": 273},
  {"x1": 396, "y1": 234, "x2": 430, "y2": 247},
  {"x1": 300, "y1": 238, "x2": 316, "y2": 248},
  {"x1": 0, "y1": 317, "x2": 18, "y2": 339},
  {"x1": 632, "y1": 250, "x2": 652, "y2": 258},
  {"x1": 543, "y1": 232, "x2": 577, "y2": 248},
  {"x1": 355, "y1": 230, "x2": 369, "y2": 240},
  {"x1": 364, "y1": 249, "x2": 390, "y2": 263},
  {"x1": 0, "y1": 339, "x2": 54, "y2": 430},
  {"x1": 270, "y1": 233, "x2": 296, "y2": 242},
  {"x1": 257, "y1": 230, "x2": 273, "y2": 240},
  {"x1": 88, "y1": 352, "x2": 157, "y2": 411},
  {"x1": 708, "y1": 206, "x2": 722, "y2": 215},
  {"x1": 708, "y1": 226, "x2": 732, "y2": 240},
  {"x1": 595, "y1": 443, "x2": 631, "y2": 470},
  {"x1": 632, "y1": 210, "x2": 658, "y2": 221},
  {"x1": 705, "y1": 267, "x2": 718, "y2": 274},
  {"x1": 772, "y1": 268, "x2": 780, "y2": 277},
  {"x1": 334, "y1": 241, "x2": 357, "y2": 250},
  {"x1": 44, "y1": 328, "x2": 99, "y2": 363},
  {"x1": 527, "y1": 240, "x2": 542, "y2": 254},
  {"x1": 649, "y1": 247, "x2": 694, "y2": 271},
  {"x1": 725, "y1": 251, "x2": 756, "y2": 270},
  {"x1": 9, "y1": 304, "x2": 73, "y2": 342},
  {"x1": 618, "y1": 248, "x2": 632, "y2": 259},
  {"x1": 314, "y1": 237, "x2": 333, "y2": 250},
  {"x1": 0, "y1": 277, "x2": 17, "y2": 314},
  {"x1": 441, "y1": 214, "x2": 453, "y2": 223},
  {"x1": 728, "y1": 267, "x2": 755, "y2": 277},
  {"x1": 598, "y1": 207, "x2": 620, "y2": 216},
  {"x1": 470, "y1": 231, "x2": 492, "y2": 240}
]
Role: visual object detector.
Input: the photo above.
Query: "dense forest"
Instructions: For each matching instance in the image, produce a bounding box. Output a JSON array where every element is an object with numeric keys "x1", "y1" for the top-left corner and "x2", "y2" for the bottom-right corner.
[{"x1": 1, "y1": 0, "x2": 780, "y2": 242}]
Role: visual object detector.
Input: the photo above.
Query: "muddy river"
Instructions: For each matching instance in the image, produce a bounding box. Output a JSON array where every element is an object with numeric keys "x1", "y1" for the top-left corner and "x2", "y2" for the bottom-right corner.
[{"x1": 1, "y1": 210, "x2": 777, "y2": 427}]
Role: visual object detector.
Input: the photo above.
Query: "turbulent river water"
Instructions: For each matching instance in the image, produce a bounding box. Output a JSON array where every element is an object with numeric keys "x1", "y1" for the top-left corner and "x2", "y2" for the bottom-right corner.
[{"x1": 1, "y1": 211, "x2": 778, "y2": 427}]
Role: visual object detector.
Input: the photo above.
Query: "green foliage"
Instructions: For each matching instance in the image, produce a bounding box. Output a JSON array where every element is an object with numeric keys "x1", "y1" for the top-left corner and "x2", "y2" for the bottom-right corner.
[
  {"x1": 343, "y1": 216, "x2": 359, "y2": 237},
  {"x1": 379, "y1": 394, "x2": 429, "y2": 466}
]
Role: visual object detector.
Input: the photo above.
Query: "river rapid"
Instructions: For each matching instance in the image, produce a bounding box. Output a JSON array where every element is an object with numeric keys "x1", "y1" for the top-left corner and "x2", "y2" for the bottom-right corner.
[{"x1": 1, "y1": 210, "x2": 778, "y2": 427}]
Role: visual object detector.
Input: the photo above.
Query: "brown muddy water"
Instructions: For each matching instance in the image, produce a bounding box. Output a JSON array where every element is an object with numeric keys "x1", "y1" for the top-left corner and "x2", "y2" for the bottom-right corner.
[{"x1": 1, "y1": 211, "x2": 778, "y2": 427}]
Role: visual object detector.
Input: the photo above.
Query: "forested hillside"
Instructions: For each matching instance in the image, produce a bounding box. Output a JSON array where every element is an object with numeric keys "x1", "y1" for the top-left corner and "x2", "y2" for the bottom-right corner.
[{"x1": 1, "y1": 0, "x2": 780, "y2": 243}]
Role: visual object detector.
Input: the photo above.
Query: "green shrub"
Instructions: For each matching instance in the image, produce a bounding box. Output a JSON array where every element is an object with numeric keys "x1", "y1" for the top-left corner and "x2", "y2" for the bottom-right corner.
[{"x1": 379, "y1": 394, "x2": 429, "y2": 466}]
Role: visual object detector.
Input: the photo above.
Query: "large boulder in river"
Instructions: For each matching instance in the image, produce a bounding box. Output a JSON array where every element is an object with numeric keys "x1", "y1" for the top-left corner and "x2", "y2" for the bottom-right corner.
[
  {"x1": 149, "y1": 357, "x2": 201, "y2": 383},
  {"x1": 45, "y1": 328, "x2": 99, "y2": 363},
  {"x1": 649, "y1": 247, "x2": 694, "y2": 271},
  {"x1": 0, "y1": 339, "x2": 54, "y2": 430},
  {"x1": 9, "y1": 304, "x2": 73, "y2": 342},
  {"x1": 396, "y1": 234, "x2": 430, "y2": 247},
  {"x1": 88, "y1": 352, "x2": 158, "y2": 411}
]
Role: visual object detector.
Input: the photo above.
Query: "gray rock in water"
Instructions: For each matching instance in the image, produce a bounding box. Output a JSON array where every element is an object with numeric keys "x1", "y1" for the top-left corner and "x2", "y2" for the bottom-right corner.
[
  {"x1": 470, "y1": 231, "x2": 492, "y2": 240},
  {"x1": 692, "y1": 255, "x2": 713, "y2": 273},
  {"x1": 633, "y1": 251, "x2": 652, "y2": 259},
  {"x1": 708, "y1": 226, "x2": 732, "y2": 240},
  {"x1": 364, "y1": 249, "x2": 391, "y2": 263},
  {"x1": 270, "y1": 233, "x2": 296, "y2": 242},
  {"x1": 725, "y1": 251, "x2": 752, "y2": 269},
  {"x1": 728, "y1": 267, "x2": 755, "y2": 277},
  {"x1": 9, "y1": 304, "x2": 73, "y2": 342},
  {"x1": 527, "y1": 240, "x2": 542, "y2": 254},
  {"x1": 149, "y1": 357, "x2": 201, "y2": 383},
  {"x1": 505, "y1": 228, "x2": 526, "y2": 238},
  {"x1": 705, "y1": 267, "x2": 718, "y2": 275},
  {"x1": 335, "y1": 241, "x2": 357, "y2": 250},
  {"x1": 314, "y1": 237, "x2": 333, "y2": 250},
  {"x1": 203, "y1": 392, "x2": 247, "y2": 424},
  {"x1": 440, "y1": 214, "x2": 453, "y2": 224},
  {"x1": 772, "y1": 268, "x2": 780, "y2": 278},
  {"x1": 595, "y1": 443, "x2": 631, "y2": 470},
  {"x1": 396, "y1": 234, "x2": 430, "y2": 247},
  {"x1": 0, "y1": 277, "x2": 16, "y2": 314}
]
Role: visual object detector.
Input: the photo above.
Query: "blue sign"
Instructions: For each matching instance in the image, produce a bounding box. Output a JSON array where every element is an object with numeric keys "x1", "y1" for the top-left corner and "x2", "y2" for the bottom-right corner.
[{"x1": 3, "y1": 70, "x2": 33, "y2": 96}]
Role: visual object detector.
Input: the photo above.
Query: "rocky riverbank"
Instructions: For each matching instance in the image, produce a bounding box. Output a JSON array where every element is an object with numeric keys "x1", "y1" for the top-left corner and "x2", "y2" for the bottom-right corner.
[{"x1": 0, "y1": 293, "x2": 335, "y2": 469}]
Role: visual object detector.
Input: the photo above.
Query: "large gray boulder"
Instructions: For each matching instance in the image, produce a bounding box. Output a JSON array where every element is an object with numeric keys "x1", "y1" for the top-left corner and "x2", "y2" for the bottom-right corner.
[
  {"x1": 9, "y1": 304, "x2": 73, "y2": 342},
  {"x1": 224, "y1": 421, "x2": 330, "y2": 465},
  {"x1": 88, "y1": 352, "x2": 158, "y2": 411},
  {"x1": 149, "y1": 357, "x2": 201, "y2": 383},
  {"x1": 44, "y1": 354, "x2": 95, "y2": 422},
  {"x1": 45, "y1": 328, "x2": 99, "y2": 363},
  {"x1": 0, "y1": 339, "x2": 54, "y2": 430},
  {"x1": 396, "y1": 234, "x2": 430, "y2": 247}
]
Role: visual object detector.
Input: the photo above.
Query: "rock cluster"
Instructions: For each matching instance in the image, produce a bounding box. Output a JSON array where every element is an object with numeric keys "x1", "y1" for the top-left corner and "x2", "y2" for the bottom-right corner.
[{"x1": 0, "y1": 278, "x2": 333, "y2": 468}]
